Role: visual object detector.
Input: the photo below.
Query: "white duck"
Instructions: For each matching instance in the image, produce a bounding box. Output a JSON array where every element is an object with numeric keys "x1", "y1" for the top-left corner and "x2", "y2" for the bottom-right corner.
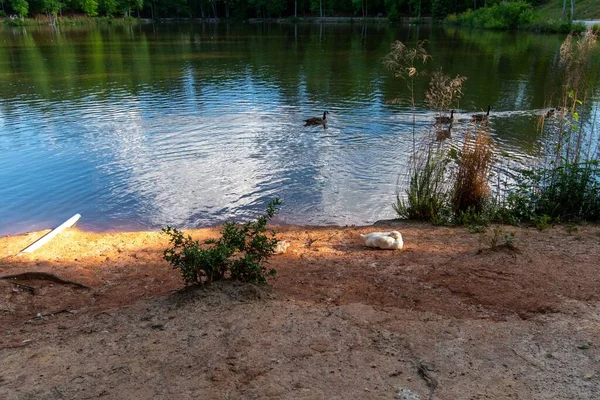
[{"x1": 360, "y1": 231, "x2": 403, "y2": 250}]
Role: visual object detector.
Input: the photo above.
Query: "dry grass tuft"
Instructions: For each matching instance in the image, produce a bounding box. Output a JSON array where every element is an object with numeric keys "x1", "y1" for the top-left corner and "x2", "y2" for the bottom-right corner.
[
  {"x1": 452, "y1": 128, "x2": 494, "y2": 214},
  {"x1": 425, "y1": 69, "x2": 467, "y2": 114}
]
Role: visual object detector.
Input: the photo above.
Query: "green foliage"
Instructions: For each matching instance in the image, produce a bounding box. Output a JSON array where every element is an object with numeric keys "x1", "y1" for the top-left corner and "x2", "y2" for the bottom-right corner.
[
  {"x1": 467, "y1": 224, "x2": 486, "y2": 234},
  {"x1": 42, "y1": 0, "x2": 62, "y2": 15},
  {"x1": 449, "y1": 1, "x2": 589, "y2": 32},
  {"x1": 453, "y1": 1, "x2": 534, "y2": 30},
  {"x1": 565, "y1": 224, "x2": 578, "y2": 234},
  {"x1": 99, "y1": 0, "x2": 117, "y2": 15},
  {"x1": 163, "y1": 199, "x2": 280, "y2": 286},
  {"x1": 394, "y1": 148, "x2": 449, "y2": 222},
  {"x1": 533, "y1": 214, "x2": 551, "y2": 230},
  {"x1": 431, "y1": 0, "x2": 452, "y2": 20},
  {"x1": 386, "y1": 4, "x2": 401, "y2": 22},
  {"x1": 508, "y1": 162, "x2": 600, "y2": 223},
  {"x1": 11, "y1": 0, "x2": 29, "y2": 17},
  {"x1": 482, "y1": 227, "x2": 517, "y2": 250},
  {"x1": 80, "y1": 0, "x2": 99, "y2": 16}
]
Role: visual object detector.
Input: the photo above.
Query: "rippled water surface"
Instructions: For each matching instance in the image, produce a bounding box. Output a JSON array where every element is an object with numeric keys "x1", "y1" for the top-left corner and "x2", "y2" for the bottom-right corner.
[{"x1": 0, "y1": 23, "x2": 598, "y2": 234}]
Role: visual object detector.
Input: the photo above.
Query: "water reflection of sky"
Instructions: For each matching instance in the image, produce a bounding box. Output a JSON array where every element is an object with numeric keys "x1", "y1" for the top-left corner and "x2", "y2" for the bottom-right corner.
[{"x1": 0, "y1": 24, "x2": 599, "y2": 235}]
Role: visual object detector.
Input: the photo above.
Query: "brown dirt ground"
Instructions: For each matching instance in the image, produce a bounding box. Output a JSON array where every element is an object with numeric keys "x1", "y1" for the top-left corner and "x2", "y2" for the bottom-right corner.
[{"x1": 1, "y1": 222, "x2": 600, "y2": 399}]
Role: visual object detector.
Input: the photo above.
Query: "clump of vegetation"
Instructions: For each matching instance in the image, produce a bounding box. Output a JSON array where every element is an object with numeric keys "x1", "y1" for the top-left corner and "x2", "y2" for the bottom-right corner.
[
  {"x1": 533, "y1": 214, "x2": 552, "y2": 231},
  {"x1": 452, "y1": 128, "x2": 494, "y2": 216},
  {"x1": 450, "y1": 1, "x2": 535, "y2": 30},
  {"x1": 481, "y1": 227, "x2": 517, "y2": 251},
  {"x1": 394, "y1": 147, "x2": 449, "y2": 223},
  {"x1": 508, "y1": 30, "x2": 600, "y2": 224},
  {"x1": 446, "y1": 1, "x2": 586, "y2": 33},
  {"x1": 388, "y1": 30, "x2": 600, "y2": 230},
  {"x1": 163, "y1": 199, "x2": 281, "y2": 286},
  {"x1": 509, "y1": 163, "x2": 600, "y2": 222}
]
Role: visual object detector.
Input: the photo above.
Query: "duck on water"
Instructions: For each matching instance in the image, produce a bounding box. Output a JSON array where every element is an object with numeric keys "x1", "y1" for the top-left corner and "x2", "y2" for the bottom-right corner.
[
  {"x1": 472, "y1": 105, "x2": 492, "y2": 122},
  {"x1": 305, "y1": 111, "x2": 329, "y2": 126}
]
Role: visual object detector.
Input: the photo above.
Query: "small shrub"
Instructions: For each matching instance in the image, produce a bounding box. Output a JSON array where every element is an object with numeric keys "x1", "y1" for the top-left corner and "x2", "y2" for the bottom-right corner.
[
  {"x1": 467, "y1": 224, "x2": 486, "y2": 234},
  {"x1": 453, "y1": 1, "x2": 534, "y2": 30},
  {"x1": 565, "y1": 225, "x2": 578, "y2": 235},
  {"x1": 445, "y1": 13, "x2": 458, "y2": 25},
  {"x1": 533, "y1": 214, "x2": 551, "y2": 231},
  {"x1": 482, "y1": 227, "x2": 517, "y2": 250},
  {"x1": 163, "y1": 199, "x2": 280, "y2": 286},
  {"x1": 510, "y1": 162, "x2": 600, "y2": 223}
]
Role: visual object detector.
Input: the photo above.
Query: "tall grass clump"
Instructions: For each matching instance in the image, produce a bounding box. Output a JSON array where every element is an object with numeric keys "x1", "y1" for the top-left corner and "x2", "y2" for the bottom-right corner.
[
  {"x1": 452, "y1": 128, "x2": 494, "y2": 215},
  {"x1": 394, "y1": 146, "x2": 449, "y2": 222}
]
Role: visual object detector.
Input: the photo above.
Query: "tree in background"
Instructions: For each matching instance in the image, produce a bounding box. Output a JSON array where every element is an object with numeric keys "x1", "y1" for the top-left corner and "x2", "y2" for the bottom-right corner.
[
  {"x1": 41, "y1": 0, "x2": 62, "y2": 23},
  {"x1": 431, "y1": 0, "x2": 452, "y2": 19},
  {"x1": 79, "y1": 0, "x2": 98, "y2": 15},
  {"x1": 99, "y1": 0, "x2": 117, "y2": 16},
  {"x1": 11, "y1": 0, "x2": 29, "y2": 16}
]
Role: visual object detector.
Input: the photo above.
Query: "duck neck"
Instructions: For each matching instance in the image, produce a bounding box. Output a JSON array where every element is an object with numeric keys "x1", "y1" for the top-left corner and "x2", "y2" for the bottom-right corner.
[{"x1": 322, "y1": 112, "x2": 327, "y2": 120}]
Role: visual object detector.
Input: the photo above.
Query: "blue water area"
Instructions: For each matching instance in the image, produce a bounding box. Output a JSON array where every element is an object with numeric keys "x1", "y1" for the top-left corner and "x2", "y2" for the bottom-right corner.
[{"x1": 0, "y1": 23, "x2": 598, "y2": 235}]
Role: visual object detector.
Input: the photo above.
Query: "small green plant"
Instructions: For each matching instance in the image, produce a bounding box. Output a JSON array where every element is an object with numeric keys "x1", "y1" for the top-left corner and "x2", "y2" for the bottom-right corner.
[
  {"x1": 595, "y1": 231, "x2": 600, "y2": 237},
  {"x1": 482, "y1": 227, "x2": 517, "y2": 251},
  {"x1": 467, "y1": 224, "x2": 486, "y2": 234},
  {"x1": 565, "y1": 225, "x2": 578, "y2": 235},
  {"x1": 534, "y1": 214, "x2": 552, "y2": 231},
  {"x1": 163, "y1": 199, "x2": 281, "y2": 286}
]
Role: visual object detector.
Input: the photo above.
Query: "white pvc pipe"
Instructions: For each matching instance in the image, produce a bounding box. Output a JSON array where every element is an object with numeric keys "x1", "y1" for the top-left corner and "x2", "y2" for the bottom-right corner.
[{"x1": 19, "y1": 214, "x2": 81, "y2": 255}]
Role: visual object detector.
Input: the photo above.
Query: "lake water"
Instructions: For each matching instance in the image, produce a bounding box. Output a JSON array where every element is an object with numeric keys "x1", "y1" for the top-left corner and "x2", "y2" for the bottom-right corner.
[{"x1": 0, "y1": 23, "x2": 598, "y2": 235}]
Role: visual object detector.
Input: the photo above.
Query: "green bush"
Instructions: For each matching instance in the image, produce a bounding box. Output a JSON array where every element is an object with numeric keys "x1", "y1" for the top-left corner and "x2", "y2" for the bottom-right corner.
[
  {"x1": 163, "y1": 199, "x2": 281, "y2": 286},
  {"x1": 453, "y1": 1, "x2": 534, "y2": 30},
  {"x1": 387, "y1": 7, "x2": 401, "y2": 23},
  {"x1": 509, "y1": 162, "x2": 600, "y2": 223},
  {"x1": 445, "y1": 13, "x2": 459, "y2": 24}
]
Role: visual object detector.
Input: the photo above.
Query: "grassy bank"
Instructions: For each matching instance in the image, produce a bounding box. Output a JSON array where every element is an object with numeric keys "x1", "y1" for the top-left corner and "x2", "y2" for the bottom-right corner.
[
  {"x1": 536, "y1": 0, "x2": 600, "y2": 21},
  {"x1": 445, "y1": 1, "x2": 591, "y2": 33}
]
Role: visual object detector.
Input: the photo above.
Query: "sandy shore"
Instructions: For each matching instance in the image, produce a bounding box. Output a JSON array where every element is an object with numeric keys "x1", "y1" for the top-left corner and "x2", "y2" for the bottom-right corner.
[{"x1": 1, "y1": 222, "x2": 600, "y2": 399}]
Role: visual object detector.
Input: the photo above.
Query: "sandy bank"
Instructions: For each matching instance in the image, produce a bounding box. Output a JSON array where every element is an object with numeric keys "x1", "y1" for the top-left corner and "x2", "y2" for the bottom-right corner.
[{"x1": 1, "y1": 222, "x2": 600, "y2": 399}]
